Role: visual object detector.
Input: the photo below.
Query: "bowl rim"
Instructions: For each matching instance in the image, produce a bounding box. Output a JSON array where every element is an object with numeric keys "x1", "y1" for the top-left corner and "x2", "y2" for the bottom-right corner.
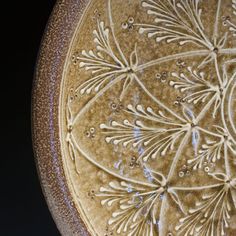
[{"x1": 32, "y1": 0, "x2": 91, "y2": 235}]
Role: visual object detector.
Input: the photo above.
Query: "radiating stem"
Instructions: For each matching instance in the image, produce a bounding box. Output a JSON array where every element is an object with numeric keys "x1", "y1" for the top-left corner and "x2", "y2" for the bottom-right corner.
[
  {"x1": 213, "y1": 0, "x2": 222, "y2": 44},
  {"x1": 169, "y1": 183, "x2": 224, "y2": 191},
  {"x1": 195, "y1": 93, "x2": 218, "y2": 123},
  {"x1": 71, "y1": 133, "x2": 157, "y2": 188},
  {"x1": 135, "y1": 48, "x2": 236, "y2": 73},
  {"x1": 167, "y1": 130, "x2": 191, "y2": 182},
  {"x1": 135, "y1": 50, "x2": 209, "y2": 72},
  {"x1": 214, "y1": 54, "x2": 223, "y2": 86},
  {"x1": 133, "y1": 74, "x2": 186, "y2": 123},
  {"x1": 219, "y1": 48, "x2": 236, "y2": 54},
  {"x1": 196, "y1": 126, "x2": 223, "y2": 138},
  {"x1": 158, "y1": 193, "x2": 168, "y2": 236},
  {"x1": 221, "y1": 72, "x2": 236, "y2": 146},
  {"x1": 72, "y1": 73, "x2": 126, "y2": 125},
  {"x1": 108, "y1": 0, "x2": 129, "y2": 67}
]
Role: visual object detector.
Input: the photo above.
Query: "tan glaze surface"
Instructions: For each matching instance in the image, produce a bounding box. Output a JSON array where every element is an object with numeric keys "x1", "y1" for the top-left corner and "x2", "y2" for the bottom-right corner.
[{"x1": 34, "y1": 0, "x2": 236, "y2": 235}]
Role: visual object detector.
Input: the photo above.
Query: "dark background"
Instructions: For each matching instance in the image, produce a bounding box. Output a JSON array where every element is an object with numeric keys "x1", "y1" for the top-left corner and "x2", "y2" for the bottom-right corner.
[{"x1": 2, "y1": 1, "x2": 60, "y2": 235}]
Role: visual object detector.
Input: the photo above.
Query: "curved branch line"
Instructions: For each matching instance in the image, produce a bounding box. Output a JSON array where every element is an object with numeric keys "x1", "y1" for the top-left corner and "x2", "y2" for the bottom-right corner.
[
  {"x1": 222, "y1": 72, "x2": 236, "y2": 146},
  {"x1": 169, "y1": 183, "x2": 225, "y2": 191},
  {"x1": 196, "y1": 126, "x2": 223, "y2": 138},
  {"x1": 71, "y1": 133, "x2": 157, "y2": 188},
  {"x1": 158, "y1": 193, "x2": 168, "y2": 236},
  {"x1": 133, "y1": 74, "x2": 186, "y2": 123},
  {"x1": 214, "y1": 54, "x2": 223, "y2": 86},
  {"x1": 65, "y1": 1, "x2": 236, "y2": 234},
  {"x1": 72, "y1": 73, "x2": 126, "y2": 125},
  {"x1": 135, "y1": 48, "x2": 236, "y2": 72},
  {"x1": 213, "y1": 0, "x2": 222, "y2": 44},
  {"x1": 228, "y1": 78, "x2": 236, "y2": 134},
  {"x1": 167, "y1": 130, "x2": 191, "y2": 181},
  {"x1": 195, "y1": 93, "x2": 218, "y2": 123},
  {"x1": 220, "y1": 48, "x2": 236, "y2": 54},
  {"x1": 108, "y1": 0, "x2": 129, "y2": 67},
  {"x1": 136, "y1": 49, "x2": 209, "y2": 72}
]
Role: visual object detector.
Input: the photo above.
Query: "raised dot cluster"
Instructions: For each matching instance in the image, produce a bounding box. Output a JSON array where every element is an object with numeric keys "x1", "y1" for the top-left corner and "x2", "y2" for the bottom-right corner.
[
  {"x1": 156, "y1": 71, "x2": 168, "y2": 83},
  {"x1": 122, "y1": 16, "x2": 135, "y2": 31},
  {"x1": 85, "y1": 127, "x2": 96, "y2": 139}
]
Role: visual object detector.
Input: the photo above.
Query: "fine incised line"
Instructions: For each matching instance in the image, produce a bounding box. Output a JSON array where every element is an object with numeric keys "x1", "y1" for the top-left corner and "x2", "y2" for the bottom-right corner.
[
  {"x1": 108, "y1": 0, "x2": 129, "y2": 67},
  {"x1": 71, "y1": 131, "x2": 158, "y2": 188},
  {"x1": 65, "y1": 0, "x2": 236, "y2": 235},
  {"x1": 169, "y1": 183, "x2": 225, "y2": 192},
  {"x1": 135, "y1": 48, "x2": 236, "y2": 73},
  {"x1": 213, "y1": 0, "x2": 222, "y2": 44},
  {"x1": 133, "y1": 74, "x2": 186, "y2": 123},
  {"x1": 135, "y1": 50, "x2": 209, "y2": 72},
  {"x1": 72, "y1": 73, "x2": 127, "y2": 125},
  {"x1": 166, "y1": 130, "x2": 191, "y2": 182}
]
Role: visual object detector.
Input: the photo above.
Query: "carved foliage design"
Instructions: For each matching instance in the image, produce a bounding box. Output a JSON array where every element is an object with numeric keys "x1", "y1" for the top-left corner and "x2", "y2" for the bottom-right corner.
[{"x1": 65, "y1": 0, "x2": 236, "y2": 235}]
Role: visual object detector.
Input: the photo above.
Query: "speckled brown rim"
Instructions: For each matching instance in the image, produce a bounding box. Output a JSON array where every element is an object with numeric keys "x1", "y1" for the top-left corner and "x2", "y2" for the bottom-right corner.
[{"x1": 32, "y1": 0, "x2": 91, "y2": 235}]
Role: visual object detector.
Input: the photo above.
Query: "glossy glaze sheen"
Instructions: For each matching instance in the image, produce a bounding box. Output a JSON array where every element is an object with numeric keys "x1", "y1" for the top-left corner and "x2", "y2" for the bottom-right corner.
[{"x1": 33, "y1": 0, "x2": 236, "y2": 235}]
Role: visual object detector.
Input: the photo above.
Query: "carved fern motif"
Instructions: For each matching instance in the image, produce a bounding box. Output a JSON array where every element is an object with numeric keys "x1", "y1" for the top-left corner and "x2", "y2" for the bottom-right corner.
[
  {"x1": 176, "y1": 173, "x2": 236, "y2": 235},
  {"x1": 100, "y1": 104, "x2": 188, "y2": 162},
  {"x1": 188, "y1": 138, "x2": 224, "y2": 170},
  {"x1": 65, "y1": 0, "x2": 236, "y2": 235},
  {"x1": 97, "y1": 170, "x2": 185, "y2": 236},
  {"x1": 76, "y1": 20, "x2": 139, "y2": 100},
  {"x1": 176, "y1": 186, "x2": 231, "y2": 236},
  {"x1": 170, "y1": 67, "x2": 215, "y2": 102},
  {"x1": 170, "y1": 66, "x2": 228, "y2": 118},
  {"x1": 97, "y1": 180, "x2": 161, "y2": 236},
  {"x1": 139, "y1": 0, "x2": 213, "y2": 49},
  {"x1": 188, "y1": 126, "x2": 236, "y2": 170}
]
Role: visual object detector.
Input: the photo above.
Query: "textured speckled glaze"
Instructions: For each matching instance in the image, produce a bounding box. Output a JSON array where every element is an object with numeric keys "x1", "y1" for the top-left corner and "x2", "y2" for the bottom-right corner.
[
  {"x1": 32, "y1": 0, "x2": 90, "y2": 235},
  {"x1": 33, "y1": 0, "x2": 236, "y2": 235}
]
